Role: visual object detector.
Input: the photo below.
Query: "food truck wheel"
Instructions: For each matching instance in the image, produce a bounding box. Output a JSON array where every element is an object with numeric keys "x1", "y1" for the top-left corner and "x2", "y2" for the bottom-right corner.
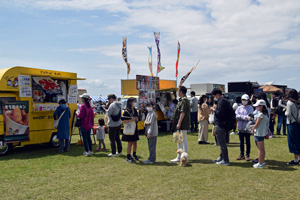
[
  {"x1": 49, "y1": 133, "x2": 60, "y2": 148},
  {"x1": 0, "y1": 143, "x2": 12, "y2": 156}
]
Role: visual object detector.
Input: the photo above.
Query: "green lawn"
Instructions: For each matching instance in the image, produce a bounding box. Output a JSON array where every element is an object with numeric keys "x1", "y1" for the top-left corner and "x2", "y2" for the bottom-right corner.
[{"x1": 0, "y1": 115, "x2": 299, "y2": 200}]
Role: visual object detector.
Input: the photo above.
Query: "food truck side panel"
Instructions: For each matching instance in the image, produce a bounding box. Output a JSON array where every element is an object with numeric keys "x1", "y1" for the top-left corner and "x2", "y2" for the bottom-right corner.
[{"x1": 0, "y1": 67, "x2": 78, "y2": 146}]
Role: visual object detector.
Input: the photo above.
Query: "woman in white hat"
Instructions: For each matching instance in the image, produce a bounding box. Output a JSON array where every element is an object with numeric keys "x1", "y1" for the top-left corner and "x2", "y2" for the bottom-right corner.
[{"x1": 251, "y1": 100, "x2": 269, "y2": 168}]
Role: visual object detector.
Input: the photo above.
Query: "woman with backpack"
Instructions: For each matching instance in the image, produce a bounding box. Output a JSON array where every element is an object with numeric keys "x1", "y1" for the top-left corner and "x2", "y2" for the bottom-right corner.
[{"x1": 285, "y1": 89, "x2": 300, "y2": 165}]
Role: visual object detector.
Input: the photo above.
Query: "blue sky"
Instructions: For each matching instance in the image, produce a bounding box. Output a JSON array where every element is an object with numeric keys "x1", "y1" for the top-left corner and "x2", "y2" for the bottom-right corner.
[{"x1": 0, "y1": 0, "x2": 299, "y2": 97}]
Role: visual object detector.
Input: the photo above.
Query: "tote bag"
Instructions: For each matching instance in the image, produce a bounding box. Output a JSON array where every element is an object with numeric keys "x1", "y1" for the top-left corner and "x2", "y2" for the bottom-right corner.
[
  {"x1": 123, "y1": 121, "x2": 136, "y2": 135},
  {"x1": 173, "y1": 131, "x2": 184, "y2": 144},
  {"x1": 208, "y1": 113, "x2": 215, "y2": 124},
  {"x1": 54, "y1": 110, "x2": 66, "y2": 129},
  {"x1": 123, "y1": 110, "x2": 136, "y2": 135}
]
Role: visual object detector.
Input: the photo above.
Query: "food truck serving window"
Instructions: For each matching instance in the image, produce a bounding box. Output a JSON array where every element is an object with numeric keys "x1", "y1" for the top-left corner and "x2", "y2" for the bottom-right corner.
[{"x1": 32, "y1": 77, "x2": 68, "y2": 103}]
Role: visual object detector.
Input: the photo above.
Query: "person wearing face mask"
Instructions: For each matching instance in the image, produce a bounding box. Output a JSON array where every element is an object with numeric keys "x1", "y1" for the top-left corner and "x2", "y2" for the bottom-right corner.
[
  {"x1": 143, "y1": 102, "x2": 158, "y2": 164},
  {"x1": 235, "y1": 94, "x2": 254, "y2": 161},
  {"x1": 107, "y1": 94, "x2": 123, "y2": 157},
  {"x1": 210, "y1": 88, "x2": 233, "y2": 166},
  {"x1": 170, "y1": 86, "x2": 190, "y2": 162},
  {"x1": 122, "y1": 97, "x2": 140, "y2": 163}
]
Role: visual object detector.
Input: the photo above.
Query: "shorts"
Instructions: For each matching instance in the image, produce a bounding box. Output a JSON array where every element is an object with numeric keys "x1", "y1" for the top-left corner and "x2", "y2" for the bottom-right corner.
[{"x1": 254, "y1": 136, "x2": 265, "y2": 142}]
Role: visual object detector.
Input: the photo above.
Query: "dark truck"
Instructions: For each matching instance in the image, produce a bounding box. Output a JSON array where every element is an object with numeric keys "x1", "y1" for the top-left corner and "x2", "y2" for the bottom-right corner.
[{"x1": 228, "y1": 81, "x2": 260, "y2": 97}]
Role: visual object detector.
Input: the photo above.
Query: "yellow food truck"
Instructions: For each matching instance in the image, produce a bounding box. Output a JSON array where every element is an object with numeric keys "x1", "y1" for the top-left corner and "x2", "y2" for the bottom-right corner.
[{"x1": 0, "y1": 66, "x2": 84, "y2": 156}]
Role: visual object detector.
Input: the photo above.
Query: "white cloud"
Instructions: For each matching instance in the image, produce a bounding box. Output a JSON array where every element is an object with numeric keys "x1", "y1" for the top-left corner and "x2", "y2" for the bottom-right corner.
[{"x1": 1, "y1": 0, "x2": 300, "y2": 95}]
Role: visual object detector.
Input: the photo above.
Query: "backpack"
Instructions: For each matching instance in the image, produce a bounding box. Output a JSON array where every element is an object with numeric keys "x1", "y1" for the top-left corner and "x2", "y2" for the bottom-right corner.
[
  {"x1": 223, "y1": 99, "x2": 236, "y2": 131},
  {"x1": 291, "y1": 102, "x2": 300, "y2": 123}
]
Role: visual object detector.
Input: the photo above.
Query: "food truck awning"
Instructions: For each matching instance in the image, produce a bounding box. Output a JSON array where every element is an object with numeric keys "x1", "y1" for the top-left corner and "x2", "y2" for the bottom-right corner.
[{"x1": 158, "y1": 88, "x2": 178, "y2": 92}]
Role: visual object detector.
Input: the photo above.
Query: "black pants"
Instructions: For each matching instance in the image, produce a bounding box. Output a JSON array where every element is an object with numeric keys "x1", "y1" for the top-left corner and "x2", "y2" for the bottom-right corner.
[
  {"x1": 239, "y1": 131, "x2": 251, "y2": 156},
  {"x1": 109, "y1": 125, "x2": 122, "y2": 154},
  {"x1": 269, "y1": 113, "x2": 275, "y2": 134}
]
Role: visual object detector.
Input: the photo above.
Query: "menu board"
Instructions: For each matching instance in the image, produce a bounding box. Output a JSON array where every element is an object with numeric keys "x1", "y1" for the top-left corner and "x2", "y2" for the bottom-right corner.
[
  {"x1": 19, "y1": 86, "x2": 32, "y2": 97},
  {"x1": 69, "y1": 85, "x2": 78, "y2": 94},
  {"x1": 68, "y1": 95, "x2": 77, "y2": 104},
  {"x1": 18, "y1": 75, "x2": 31, "y2": 86}
]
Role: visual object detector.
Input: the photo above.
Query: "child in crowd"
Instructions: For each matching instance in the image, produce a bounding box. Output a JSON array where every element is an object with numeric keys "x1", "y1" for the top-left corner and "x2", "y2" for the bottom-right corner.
[
  {"x1": 143, "y1": 102, "x2": 158, "y2": 164},
  {"x1": 96, "y1": 118, "x2": 106, "y2": 151},
  {"x1": 251, "y1": 100, "x2": 269, "y2": 168}
]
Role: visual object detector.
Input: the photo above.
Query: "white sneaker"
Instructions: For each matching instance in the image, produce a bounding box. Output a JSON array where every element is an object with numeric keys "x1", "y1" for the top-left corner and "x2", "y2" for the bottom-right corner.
[
  {"x1": 143, "y1": 159, "x2": 154, "y2": 164},
  {"x1": 216, "y1": 160, "x2": 229, "y2": 165},
  {"x1": 108, "y1": 153, "x2": 117, "y2": 157},
  {"x1": 89, "y1": 151, "x2": 93, "y2": 155},
  {"x1": 253, "y1": 162, "x2": 265, "y2": 168},
  {"x1": 82, "y1": 151, "x2": 89, "y2": 156},
  {"x1": 170, "y1": 158, "x2": 180, "y2": 162},
  {"x1": 230, "y1": 132, "x2": 236, "y2": 135},
  {"x1": 117, "y1": 152, "x2": 122, "y2": 156}
]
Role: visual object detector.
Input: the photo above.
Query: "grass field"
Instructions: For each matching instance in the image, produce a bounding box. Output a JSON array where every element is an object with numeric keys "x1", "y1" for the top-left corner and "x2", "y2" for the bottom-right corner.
[{"x1": 0, "y1": 115, "x2": 299, "y2": 200}]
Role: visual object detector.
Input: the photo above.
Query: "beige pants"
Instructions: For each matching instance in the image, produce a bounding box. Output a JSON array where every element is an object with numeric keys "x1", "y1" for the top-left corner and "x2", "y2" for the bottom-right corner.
[{"x1": 198, "y1": 120, "x2": 209, "y2": 142}]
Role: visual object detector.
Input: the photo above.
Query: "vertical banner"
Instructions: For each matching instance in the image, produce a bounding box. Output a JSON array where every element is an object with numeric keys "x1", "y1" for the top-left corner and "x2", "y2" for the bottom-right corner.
[
  {"x1": 178, "y1": 60, "x2": 200, "y2": 87},
  {"x1": 2, "y1": 101, "x2": 30, "y2": 142},
  {"x1": 148, "y1": 46, "x2": 153, "y2": 76},
  {"x1": 154, "y1": 32, "x2": 165, "y2": 73},
  {"x1": 176, "y1": 41, "x2": 180, "y2": 78},
  {"x1": 122, "y1": 37, "x2": 130, "y2": 76}
]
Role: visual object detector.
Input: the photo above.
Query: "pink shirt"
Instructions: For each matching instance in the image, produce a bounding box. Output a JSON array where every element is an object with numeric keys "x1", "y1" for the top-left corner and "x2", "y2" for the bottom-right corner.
[{"x1": 77, "y1": 103, "x2": 94, "y2": 131}]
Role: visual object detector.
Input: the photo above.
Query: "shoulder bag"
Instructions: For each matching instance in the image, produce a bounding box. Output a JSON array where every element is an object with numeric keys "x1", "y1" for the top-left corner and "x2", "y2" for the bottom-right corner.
[
  {"x1": 54, "y1": 110, "x2": 66, "y2": 129},
  {"x1": 123, "y1": 110, "x2": 136, "y2": 135}
]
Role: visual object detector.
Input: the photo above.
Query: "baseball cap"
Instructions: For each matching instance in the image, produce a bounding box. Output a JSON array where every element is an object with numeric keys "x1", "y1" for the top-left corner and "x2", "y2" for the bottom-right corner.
[
  {"x1": 253, "y1": 99, "x2": 266, "y2": 107},
  {"x1": 79, "y1": 93, "x2": 90, "y2": 99},
  {"x1": 241, "y1": 94, "x2": 250, "y2": 100}
]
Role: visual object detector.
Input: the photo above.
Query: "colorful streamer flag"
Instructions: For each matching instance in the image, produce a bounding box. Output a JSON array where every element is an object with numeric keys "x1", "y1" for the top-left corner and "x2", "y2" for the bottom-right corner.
[
  {"x1": 122, "y1": 37, "x2": 130, "y2": 75},
  {"x1": 148, "y1": 46, "x2": 153, "y2": 76},
  {"x1": 154, "y1": 32, "x2": 165, "y2": 73},
  {"x1": 178, "y1": 60, "x2": 200, "y2": 87},
  {"x1": 176, "y1": 41, "x2": 180, "y2": 78}
]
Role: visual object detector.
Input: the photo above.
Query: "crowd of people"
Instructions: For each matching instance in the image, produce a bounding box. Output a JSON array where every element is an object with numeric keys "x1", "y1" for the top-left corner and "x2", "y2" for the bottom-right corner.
[{"x1": 53, "y1": 87, "x2": 300, "y2": 168}]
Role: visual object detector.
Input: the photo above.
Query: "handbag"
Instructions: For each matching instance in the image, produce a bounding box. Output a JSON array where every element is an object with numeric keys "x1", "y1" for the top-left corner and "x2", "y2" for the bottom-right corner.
[
  {"x1": 208, "y1": 112, "x2": 215, "y2": 124},
  {"x1": 74, "y1": 117, "x2": 81, "y2": 127},
  {"x1": 173, "y1": 131, "x2": 184, "y2": 144},
  {"x1": 123, "y1": 110, "x2": 136, "y2": 135},
  {"x1": 245, "y1": 120, "x2": 255, "y2": 134},
  {"x1": 54, "y1": 110, "x2": 66, "y2": 129}
]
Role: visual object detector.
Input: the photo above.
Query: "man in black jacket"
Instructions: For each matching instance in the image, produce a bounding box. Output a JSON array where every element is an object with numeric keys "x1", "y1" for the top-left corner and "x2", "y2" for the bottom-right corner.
[{"x1": 210, "y1": 88, "x2": 230, "y2": 165}]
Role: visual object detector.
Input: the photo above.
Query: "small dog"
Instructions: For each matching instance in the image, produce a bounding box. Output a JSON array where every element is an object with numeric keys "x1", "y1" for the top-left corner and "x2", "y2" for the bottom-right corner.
[{"x1": 177, "y1": 148, "x2": 188, "y2": 167}]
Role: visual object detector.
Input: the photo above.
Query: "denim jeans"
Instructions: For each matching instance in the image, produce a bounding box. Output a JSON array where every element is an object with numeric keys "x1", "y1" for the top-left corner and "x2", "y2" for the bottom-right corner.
[
  {"x1": 239, "y1": 132, "x2": 251, "y2": 156},
  {"x1": 59, "y1": 139, "x2": 70, "y2": 152},
  {"x1": 190, "y1": 112, "x2": 198, "y2": 132},
  {"x1": 277, "y1": 113, "x2": 287, "y2": 135},
  {"x1": 80, "y1": 127, "x2": 93, "y2": 152}
]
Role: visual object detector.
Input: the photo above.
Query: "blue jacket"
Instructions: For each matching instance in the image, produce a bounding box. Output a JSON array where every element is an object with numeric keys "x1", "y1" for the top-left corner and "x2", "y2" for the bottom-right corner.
[{"x1": 53, "y1": 104, "x2": 71, "y2": 139}]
